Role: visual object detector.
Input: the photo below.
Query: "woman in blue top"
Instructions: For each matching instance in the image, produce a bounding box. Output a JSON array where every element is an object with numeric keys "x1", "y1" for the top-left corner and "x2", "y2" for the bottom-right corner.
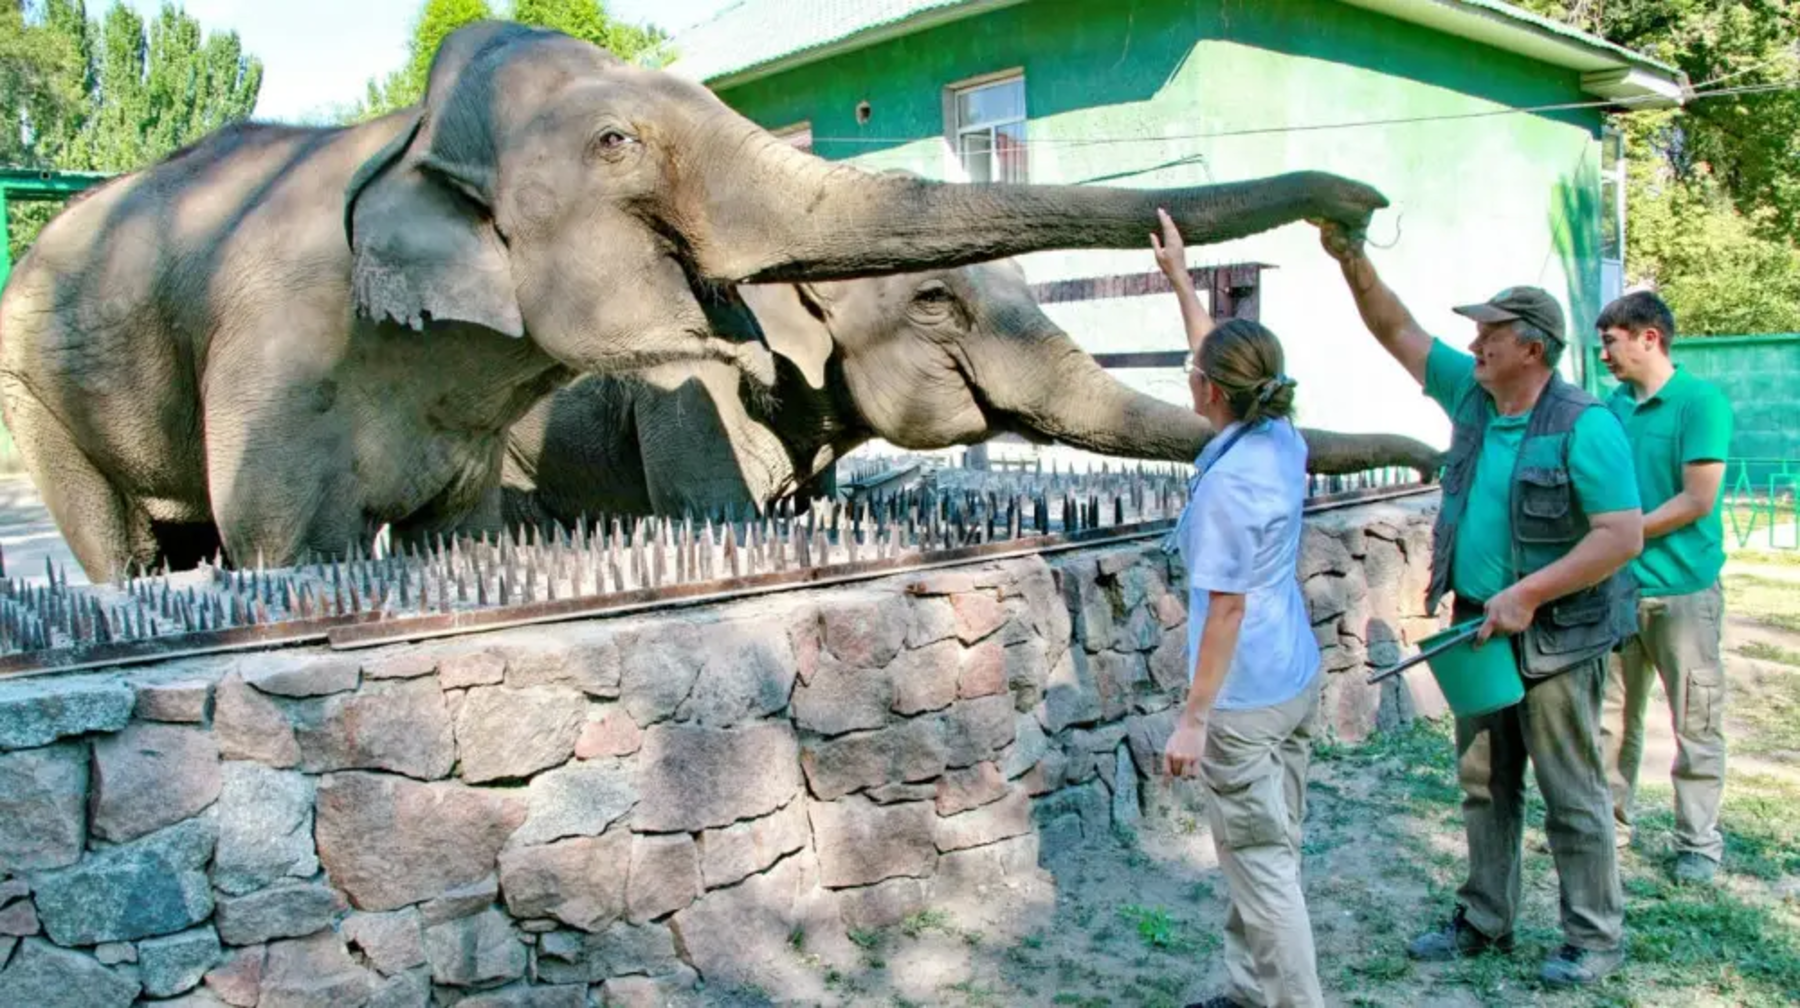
[{"x1": 1152, "y1": 210, "x2": 1325, "y2": 1008}]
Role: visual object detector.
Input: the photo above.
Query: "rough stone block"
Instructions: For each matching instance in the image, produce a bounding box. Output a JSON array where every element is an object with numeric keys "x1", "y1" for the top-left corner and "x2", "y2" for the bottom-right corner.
[
  {"x1": 1112, "y1": 745, "x2": 1142, "y2": 830},
  {"x1": 1299, "y1": 523, "x2": 1357, "y2": 580},
  {"x1": 575, "y1": 707, "x2": 642, "y2": 758},
  {"x1": 510, "y1": 758, "x2": 638, "y2": 848},
  {"x1": 667, "y1": 850, "x2": 829, "y2": 989},
  {"x1": 458, "y1": 983, "x2": 587, "y2": 1007},
  {"x1": 933, "y1": 833, "x2": 1041, "y2": 891},
  {"x1": 0, "y1": 741, "x2": 87, "y2": 872},
  {"x1": 293, "y1": 677, "x2": 456, "y2": 780},
  {"x1": 454, "y1": 685, "x2": 586, "y2": 783},
  {"x1": 800, "y1": 717, "x2": 947, "y2": 801},
  {"x1": 1148, "y1": 627, "x2": 1188, "y2": 692},
  {"x1": 902, "y1": 571, "x2": 986, "y2": 596},
  {"x1": 0, "y1": 899, "x2": 37, "y2": 936},
  {"x1": 89, "y1": 722, "x2": 221, "y2": 844},
  {"x1": 0, "y1": 677, "x2": 134, "y2": 751},
  {"x1": 951, "y1": 592, "x2": 1005, "y2": 643},
  {"x1": 138, "y1": 925, "x2": 221, "y2": 997},
  {"x1": 626, "y1": 834, "x2": 700, "y2": 924},
  {"x1": 1033, "y1": 780, "x2": 1111, "y2": 843},
  {"x1": 598, "y1": 968, "x2": 699, "y2": 1008},
  {"x1": 422, "y1": 909, "x2": 525, "y2": 988},
  {"x1": 93, "y1": 941, "x2": 133, "y2": 965},
  {"x1": 1154, "y1": 592, "x2": 1186, "y2": 629},
  {"x1": 934, "y1": 761, "x2": 1008, "y2": 816},
  {"x1": 494, "y1": 627, "x2": 623, "y2": 698},
  {"x1": 939, "y1": 694, "x2": 1016, "y2": 768},
  {"x1": 809, "y1": 796, "x2": 935, "y2": 888},
  {"x1": 1116, "y1": 606, "x2": 1163, "y2": 653},
  {"x1": 887, "y1": 640, "x2": 959, "y2": 716},
  {"x1": 0, "y1": 938, "x2": 140, "y2": 1007},
  {"x1": 215, "y1": 762, "x2": 318, "y2": 896},
  {"x1": 436, "y1": 648, "x2": 505, "y2": 689},
  {"x1": 935, "y1": 787, "x2": 1032, "y2": 852},
  {"x1": 134, "y1": 680, "x2": 213, "y2": 723},
  {"x1": 214, "y1": 881, "x2": 342, "y2": 946},
  {"x1": 675, "y1": 619, "x2": 797, "y2": 728},
  {"x1": 905, "y1": 597, "x2": 957, "y2": 649},
  {"x1": 1041, "y1": 649, "x2": 1102, "y2": 733},
  {"x1": 819, "y1": 594, "x2": 908, "y2": 667},
  {"x1": 244, "y1": 655, "x2": 360, "y2": 698},
  {"x1": 343, "y1": 908, "x2": 425, "y2": 976},
  {"x1": 999, "y1": 714, "x2": 1049, "y2": 780},
  {"x1": 419, "y1": 876, "x2": 498, "y2": 926},
  {"x1": 1091, "y1": 651, "x2": 1149, "y2": 721},
  {"x1": 865, "y1": 781, "x2": 937, "y2": 804},
  {"x1": 636, "y1": 722, "x2": 801, "y2": 832},
  {"x1": 532, "y1": 921, "x2": 681, "y2": 984},
  {"x1": 957, "y1": 640, "x2": 1006, "y2": 699},
  {"x1": 618, "y1": 623, "x2": 704, "y2": 726},
  {"x1": 214, "y1": 673, "x2": 300, "y2": 768},
  {"x1": 360, "y1": 648, "x2": 439, "y2": 681},
  {"x1": 203, "y1": 944, "x2": 264, "y2": 1007},
  {"x1": 697, "y1": 799, "x2": 811, "y2": 890},
  {"x1": 258, "y1": 931, "x2": 377, "y2": 1007},
  {"x1": 1125, "y1": 709, "x2": 1178, "y2": 781},
  {"x1": 792, "y1": 655, "x2": 891, "y2": 736},
  {"x1": 31, "y1": 817, "x2": 215, "y2": 946},
  {"x1": 314, "y1": 772, "x2": 525, "y2": 912},
  {"x1": 835, "y1": 876, "x2": 929, "y2": 931},
  {"x1": 367, "y1": 967, "x2": 431, "y2": 1008},
  {"x1": 497, "y1": 831, "x2": 629, "y2": 931},
  {"x1": 1002, "y1": 639, "x2": 1049, "y2": 712}
]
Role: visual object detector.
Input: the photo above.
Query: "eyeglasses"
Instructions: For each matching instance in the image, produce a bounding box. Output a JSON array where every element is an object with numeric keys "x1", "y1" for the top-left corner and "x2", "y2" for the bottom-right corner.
[{"x1": 1182, "y1": 353, "x2": 1208, "y2": 381}]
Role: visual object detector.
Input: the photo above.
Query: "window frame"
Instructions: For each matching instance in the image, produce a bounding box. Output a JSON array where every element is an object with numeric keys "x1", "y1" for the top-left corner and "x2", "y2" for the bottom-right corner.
[{"x1": 942, "y1": 68, "x2": 1027, "y2": 184}]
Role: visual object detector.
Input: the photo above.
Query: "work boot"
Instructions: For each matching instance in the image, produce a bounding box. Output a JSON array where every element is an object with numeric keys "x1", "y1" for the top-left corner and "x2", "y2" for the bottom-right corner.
[
  {"x1": 1673, "y1": 852, "x2": 1719, "y2": 885},
  {"x1": 1539, "y1": 944, "x2": 1625, "y2": 987},
  {"x1": 1405, "y1": 905, "x2": 1514, "y2": 961}
]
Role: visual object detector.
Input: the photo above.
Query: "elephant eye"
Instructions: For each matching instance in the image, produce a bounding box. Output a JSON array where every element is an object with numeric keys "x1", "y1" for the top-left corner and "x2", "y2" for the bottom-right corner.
[
  {"x1": 588, "y1": 128, "x2": 639, "y2": 160},
  {"x1": 913, "y1": 283, "x2": 955, "y2": 306}
]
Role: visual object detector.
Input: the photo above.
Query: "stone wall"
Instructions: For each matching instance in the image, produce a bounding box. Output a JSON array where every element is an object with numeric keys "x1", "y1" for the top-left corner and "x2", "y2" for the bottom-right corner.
[{"x1": 0, "y1": 495, "x2": 1441, "y2": 1007}]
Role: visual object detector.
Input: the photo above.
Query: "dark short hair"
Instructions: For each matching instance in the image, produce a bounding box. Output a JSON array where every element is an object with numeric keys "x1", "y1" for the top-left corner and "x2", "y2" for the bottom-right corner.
[{"x1": 1596, "y1": 290, "x2": 1676, "y2": 351}]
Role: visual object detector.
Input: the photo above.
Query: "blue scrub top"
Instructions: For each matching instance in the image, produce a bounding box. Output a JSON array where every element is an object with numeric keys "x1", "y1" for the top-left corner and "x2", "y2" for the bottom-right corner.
[{"x1": 1170, "y1": 417, "x2": 1321, "y2": 711}]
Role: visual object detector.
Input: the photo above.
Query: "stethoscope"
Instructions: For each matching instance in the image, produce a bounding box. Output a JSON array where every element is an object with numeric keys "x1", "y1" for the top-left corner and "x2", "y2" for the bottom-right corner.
[{"x1": 1160, "y1": 420, "x2": 1257, "y2": 556}]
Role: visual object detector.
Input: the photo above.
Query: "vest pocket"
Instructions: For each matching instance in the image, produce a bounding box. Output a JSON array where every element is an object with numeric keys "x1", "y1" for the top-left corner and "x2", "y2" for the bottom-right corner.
[
  {"x1": 1516, "y1": 466, "x2": 1577, "y2": 542},
  {"x1": 1534, "y1": 590, "x2": 1610, "y2": 654}
]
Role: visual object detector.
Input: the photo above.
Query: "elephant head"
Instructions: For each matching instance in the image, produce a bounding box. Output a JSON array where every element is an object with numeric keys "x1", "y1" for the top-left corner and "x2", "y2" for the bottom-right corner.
[
  {"x1": 342, "y1": 20, "x2": 1389, "y2": 380},
  {"x1": 737, "y1": 262, "x2": 1445, "y2": 476}
]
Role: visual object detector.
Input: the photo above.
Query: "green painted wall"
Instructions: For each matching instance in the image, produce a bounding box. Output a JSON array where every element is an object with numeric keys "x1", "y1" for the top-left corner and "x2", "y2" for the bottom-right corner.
[
  {"x1": 1590, "y1": 335, "x2": 1800, "y2": 471},
  {"x1": 714, "y1": 0, "x2": 1607, "y2": 457}
]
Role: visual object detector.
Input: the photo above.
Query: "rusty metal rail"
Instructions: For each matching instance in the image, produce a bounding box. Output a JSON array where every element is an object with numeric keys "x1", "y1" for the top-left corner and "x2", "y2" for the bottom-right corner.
[{"x1": 0, "y1": 466, "x2": 1436, "y2": 679}]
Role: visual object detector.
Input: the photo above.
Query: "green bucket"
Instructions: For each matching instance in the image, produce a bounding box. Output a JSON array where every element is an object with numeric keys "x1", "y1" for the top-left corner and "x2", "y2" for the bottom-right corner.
[{"x1": 1415, "y1": 619, "x2": 1525, "y2": 718}]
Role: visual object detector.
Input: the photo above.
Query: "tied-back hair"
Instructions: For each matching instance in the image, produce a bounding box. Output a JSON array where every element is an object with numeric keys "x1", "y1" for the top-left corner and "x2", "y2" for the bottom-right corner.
[{"x1": 1199, "y1": 318, "x2": 1297, "y2": 423}]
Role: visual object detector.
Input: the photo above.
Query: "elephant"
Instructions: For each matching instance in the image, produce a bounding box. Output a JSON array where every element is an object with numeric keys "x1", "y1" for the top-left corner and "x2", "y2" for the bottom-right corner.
[
  {"x1": 483, "y1": 258, "x2": 1445, "y2": 530},
  {"x1": 0, "y1": 18, "x2": 1388, "y2": 583}
]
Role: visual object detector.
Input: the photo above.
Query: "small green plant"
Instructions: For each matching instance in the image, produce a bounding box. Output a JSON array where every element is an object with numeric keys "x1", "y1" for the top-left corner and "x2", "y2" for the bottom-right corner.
[
  {"x1": 1117, "y1": 905, "x2": 1196, "y2": 953},
  {"x1": 786, "y1": 926, "x2": 805, "y2": 952},
  {"x1": 848, "y1": 928, "x2": 882, "y2": 950},
  {"x1": 900, "y1": 908, "x2": 953, "y2": 938}
]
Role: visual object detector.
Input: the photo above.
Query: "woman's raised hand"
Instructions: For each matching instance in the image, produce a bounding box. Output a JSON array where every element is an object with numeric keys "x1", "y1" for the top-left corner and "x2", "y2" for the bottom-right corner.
[{"x1": 1150, "y1": 207, "x2": 1188, "y2": 284}]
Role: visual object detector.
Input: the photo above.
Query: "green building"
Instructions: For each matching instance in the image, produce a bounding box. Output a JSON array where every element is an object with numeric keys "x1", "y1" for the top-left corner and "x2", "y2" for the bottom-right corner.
[{"x1": 667, "y1": 0, "x2": 1687, "y2": 463}]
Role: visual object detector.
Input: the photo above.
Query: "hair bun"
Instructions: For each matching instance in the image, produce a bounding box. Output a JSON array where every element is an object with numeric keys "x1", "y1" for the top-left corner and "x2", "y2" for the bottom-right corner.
[{"x1": 1255, "y1": 374, "x2": 1296, "y2": 404}]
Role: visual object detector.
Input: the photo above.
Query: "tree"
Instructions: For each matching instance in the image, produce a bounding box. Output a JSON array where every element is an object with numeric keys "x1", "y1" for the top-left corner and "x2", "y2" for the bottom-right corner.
[
  {"x1": 350, "y1": 0, "x2": 669, "y2": 122},
  {"x1": 1518, "y1": 2, "x2": 1800, "y2": 333},
  {"x1": 3, "y1": 1, "x2": 262, "y2": 262}
]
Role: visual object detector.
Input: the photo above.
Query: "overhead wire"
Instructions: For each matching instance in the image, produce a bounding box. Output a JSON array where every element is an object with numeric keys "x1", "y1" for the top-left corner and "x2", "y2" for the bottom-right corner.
[{"x1": 797, "y1": 78, "x2": 1800, "y2": 148}]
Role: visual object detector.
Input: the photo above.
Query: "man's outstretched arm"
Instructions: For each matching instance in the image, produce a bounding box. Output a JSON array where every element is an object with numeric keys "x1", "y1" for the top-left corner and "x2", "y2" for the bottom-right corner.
[{"x1": 1313, "y1": 220, "x2": 1433, "y2": 386}]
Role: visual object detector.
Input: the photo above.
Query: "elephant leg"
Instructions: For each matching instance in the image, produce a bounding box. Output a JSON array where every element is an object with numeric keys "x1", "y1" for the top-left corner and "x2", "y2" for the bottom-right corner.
[
  {"x1": 1, "y1": 385, "x2": 157, "y2": 583},
  {"x1": 202, "y1": 386, "x2": 372, "y2": 569}
]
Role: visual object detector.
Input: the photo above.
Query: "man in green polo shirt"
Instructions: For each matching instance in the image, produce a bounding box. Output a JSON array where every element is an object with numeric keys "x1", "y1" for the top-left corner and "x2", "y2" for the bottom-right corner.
[
  {"x1": 1316, "y1": 221, "x2": 1642, "y2": 988},
  {"x1": 1594, "y1": 290, "x2": 1734, "y2": 885}
]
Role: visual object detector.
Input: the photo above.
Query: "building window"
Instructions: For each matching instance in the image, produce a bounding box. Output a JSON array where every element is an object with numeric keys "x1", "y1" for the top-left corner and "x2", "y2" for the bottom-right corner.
[
  {"x1": 951, "y1": 75, "x2": 1026, "y2": 183},
  {"x1": 772, "y1": 122, "x2": 813, "y2": 153},
  {"x1": 1599, "y1": 124, "x2": 1626, "y2": 300}
]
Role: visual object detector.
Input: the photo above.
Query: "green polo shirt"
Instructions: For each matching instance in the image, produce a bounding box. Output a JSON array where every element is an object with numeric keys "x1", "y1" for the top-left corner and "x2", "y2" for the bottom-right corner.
[
  {"x1": 1606, "y1": 366, "x2": 1733, "y2": 597},
  {"x1": 1423, "y1": 340, "x2": 1641, "y2": 603}
]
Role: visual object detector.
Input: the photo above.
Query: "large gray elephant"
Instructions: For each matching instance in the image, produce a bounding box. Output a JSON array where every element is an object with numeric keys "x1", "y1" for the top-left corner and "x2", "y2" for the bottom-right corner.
[
  {"x1": 486, "y1": 259, "x2": 1444, "y2": 529},
  {"x1": 0, "y1": 19, "x2": 1387, "y2": 582}
]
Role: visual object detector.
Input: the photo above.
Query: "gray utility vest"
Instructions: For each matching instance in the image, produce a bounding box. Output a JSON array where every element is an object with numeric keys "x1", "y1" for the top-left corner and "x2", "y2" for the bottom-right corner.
[{"x1": 1426, "y1": 374, "x2": 1639, "y2": 680}]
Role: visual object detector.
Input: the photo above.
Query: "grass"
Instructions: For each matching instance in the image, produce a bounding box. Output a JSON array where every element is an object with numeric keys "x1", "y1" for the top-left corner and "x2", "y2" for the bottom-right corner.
[
  {"x1": 1725, "y1": 573, "x2": 1800, "y2": 633},
  {"x1": 1741, "y1": 640, "x2": 1800, "y2": 666}
]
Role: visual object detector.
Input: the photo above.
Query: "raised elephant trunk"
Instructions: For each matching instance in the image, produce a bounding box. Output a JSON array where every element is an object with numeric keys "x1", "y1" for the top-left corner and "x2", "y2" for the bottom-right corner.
[{"x1": 691, "y1": 128, "x2": 1385, "y2": 285}]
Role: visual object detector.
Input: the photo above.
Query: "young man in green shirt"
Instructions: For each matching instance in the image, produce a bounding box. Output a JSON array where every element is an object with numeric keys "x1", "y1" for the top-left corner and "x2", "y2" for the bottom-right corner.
[
  {"x1": 1594, "y1": 290, "x2": 1735, "y2": 885},
  {"x1": 1316, "y1": 222, "x2": 1642, "y2": 988}
]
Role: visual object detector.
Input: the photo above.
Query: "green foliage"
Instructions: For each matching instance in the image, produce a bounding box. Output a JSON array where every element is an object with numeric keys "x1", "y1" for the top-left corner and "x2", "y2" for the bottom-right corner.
[
  {"x1": 1518, "y1": 2, "x2": 1800, "y2": 334},
  {"x1": 3, "y1": 0, "x2": 262, "y2": 263},
  {"x1": 348, "y1": 0, "x2": 670, "y2": 123}
]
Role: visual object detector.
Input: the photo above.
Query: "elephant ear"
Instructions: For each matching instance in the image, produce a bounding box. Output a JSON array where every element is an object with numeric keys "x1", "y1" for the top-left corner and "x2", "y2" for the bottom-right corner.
[
  {"x1": 341, "y1": 22, "x2": 527, "y2": 336},
  {"x1": 737, "y1": 283, "x2": 834, "y2": 391}
]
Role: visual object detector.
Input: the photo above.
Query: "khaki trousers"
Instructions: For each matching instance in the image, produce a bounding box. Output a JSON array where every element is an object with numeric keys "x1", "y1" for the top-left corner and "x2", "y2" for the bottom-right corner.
[
  {"x1": 1600, "y1": 583, "x2": 1728, "y2": 862},
  {"x1": 1200, "y1": 676, "x2": 1324, "y2": 1008},
  {"x1": 1455, "y1": 653, "x2": 1623, "y2": 951}
]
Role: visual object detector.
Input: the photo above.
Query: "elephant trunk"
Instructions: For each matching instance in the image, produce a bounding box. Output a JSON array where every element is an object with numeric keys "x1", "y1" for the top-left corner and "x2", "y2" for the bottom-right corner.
[
  {"x1": 691, "y1": 127, "x2": 1385, "y2": 284},
  {"x1": 974, "y1": 326, "x2": 1207, "y2": 463}
]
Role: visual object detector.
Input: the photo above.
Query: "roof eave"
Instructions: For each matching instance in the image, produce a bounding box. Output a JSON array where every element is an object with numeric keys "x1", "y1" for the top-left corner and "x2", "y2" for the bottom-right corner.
[{"x1": 1337, "y1": 0, "x2": 1691, "y2": 107}]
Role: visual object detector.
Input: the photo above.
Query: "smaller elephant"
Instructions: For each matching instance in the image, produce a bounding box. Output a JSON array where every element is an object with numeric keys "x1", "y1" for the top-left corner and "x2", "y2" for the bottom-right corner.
[{"x1": 479, "y1": 259, "x2": 1442, "y2": 533}]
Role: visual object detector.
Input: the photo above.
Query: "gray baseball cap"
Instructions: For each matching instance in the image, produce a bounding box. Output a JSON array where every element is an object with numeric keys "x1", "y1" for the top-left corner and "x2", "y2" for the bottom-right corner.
[{"x1": 1452, "y1": 285, "x2": 1566, "y2": 346}]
